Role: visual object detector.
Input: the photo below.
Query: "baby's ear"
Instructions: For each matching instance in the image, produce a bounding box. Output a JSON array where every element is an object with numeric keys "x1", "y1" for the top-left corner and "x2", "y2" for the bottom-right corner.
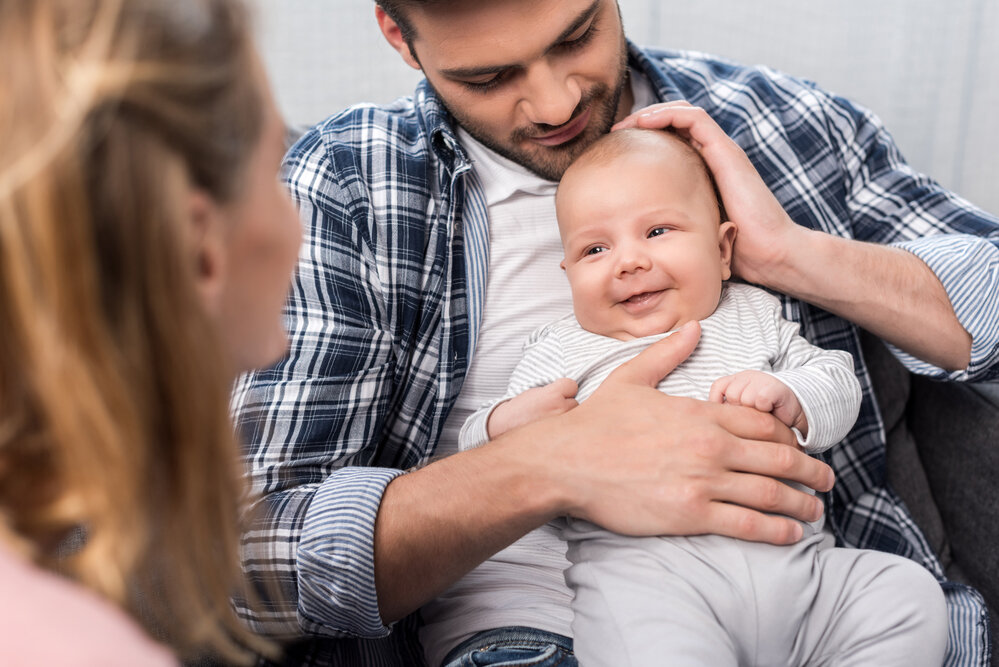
[
  {"x1": 560, "y1": 258, "x2": 567, "y2": 271},
  {"x1": 718, "y1": 221, "x2": 737, "y2": 280}
]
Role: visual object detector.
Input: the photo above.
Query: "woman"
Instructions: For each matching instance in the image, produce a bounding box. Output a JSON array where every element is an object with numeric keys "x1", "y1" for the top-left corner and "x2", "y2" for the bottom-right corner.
[{"x1": 0, "y1": 0, "x2": 301, "y2": 663}]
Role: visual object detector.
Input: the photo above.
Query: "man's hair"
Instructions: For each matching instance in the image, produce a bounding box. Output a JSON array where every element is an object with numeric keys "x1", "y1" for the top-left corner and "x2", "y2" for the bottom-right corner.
[
  {"x1": 376, "y1": 0, "x2": 457, "y2": 44},
  {"x1": 562, "y1": 128, "x2": 728, "y2": 222}
]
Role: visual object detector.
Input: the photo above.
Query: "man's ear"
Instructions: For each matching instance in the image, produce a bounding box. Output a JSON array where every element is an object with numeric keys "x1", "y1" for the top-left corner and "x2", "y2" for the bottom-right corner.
[
  {"x1": 718, "y1": 220, "x2": 737, "y2": 280},
  {"x1": 187, "y1": 189, "x2": 227, "y2": 315},
  {"x1": 375, "y1": 6, "x2": 421, "y2": 70}
]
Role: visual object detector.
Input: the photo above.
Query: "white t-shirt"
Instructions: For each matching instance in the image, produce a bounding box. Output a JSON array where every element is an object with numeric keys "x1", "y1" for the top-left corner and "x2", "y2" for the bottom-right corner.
[{"x1": 420, "y1": 69, "x2": 659, "y2": 667}]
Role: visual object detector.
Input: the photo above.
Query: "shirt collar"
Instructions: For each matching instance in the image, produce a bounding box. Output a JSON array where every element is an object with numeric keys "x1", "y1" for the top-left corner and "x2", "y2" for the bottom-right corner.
[
  {"x1": 455, "y1": 127, "x2": 557, "y2": 206},
  {"x1": 415, "y1": 80, "x2": 471, "y2": 176},
  {"x1": 626, "y1": 40, "x2": 680, "y2": 103}
]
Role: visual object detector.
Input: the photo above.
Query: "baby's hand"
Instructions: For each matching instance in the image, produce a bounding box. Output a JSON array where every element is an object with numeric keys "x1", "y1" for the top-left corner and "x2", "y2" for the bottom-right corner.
[
  {"x1": 487, "y1": 378, "x2": 579, "y2": 440},
  {"x1": 709, "y1": 370, "x2": 808, "y2": 436}
]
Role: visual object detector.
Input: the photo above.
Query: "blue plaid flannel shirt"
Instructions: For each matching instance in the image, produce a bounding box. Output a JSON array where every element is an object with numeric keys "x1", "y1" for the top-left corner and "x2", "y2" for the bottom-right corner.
[{"x1": 232, "y1": 43, "x2": 999, "y2": 666}]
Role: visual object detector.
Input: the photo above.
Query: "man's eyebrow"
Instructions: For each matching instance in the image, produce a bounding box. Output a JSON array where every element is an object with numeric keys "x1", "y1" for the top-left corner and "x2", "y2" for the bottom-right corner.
[
  {"x1": 549, "y1": 0, "x2": 601, "y2": 51},
  {"x1": 438, "y1": 0, "x2": 601, "y2": 79}
]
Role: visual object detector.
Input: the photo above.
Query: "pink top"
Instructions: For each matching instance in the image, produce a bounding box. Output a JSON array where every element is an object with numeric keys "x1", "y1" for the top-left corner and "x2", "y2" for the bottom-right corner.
[{"x1": 0, "y1": 540, "x2": 177, "y2": 666}]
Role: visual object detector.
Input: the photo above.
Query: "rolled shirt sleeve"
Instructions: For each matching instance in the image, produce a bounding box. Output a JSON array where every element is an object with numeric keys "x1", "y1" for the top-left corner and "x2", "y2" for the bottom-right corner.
[
  {"x1": 296, "y1": 466, "x2": 404, "y2": 638},
  {"x1": 891, "y1": 233, "x2": 999, "y2": 381}
]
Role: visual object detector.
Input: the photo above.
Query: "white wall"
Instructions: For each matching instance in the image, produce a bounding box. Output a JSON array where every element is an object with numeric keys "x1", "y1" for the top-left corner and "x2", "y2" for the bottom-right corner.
[
  {"x1": 250, "y1": 0, "x2": 999, "y2": 214},
  {"x1": 251, "y1": 1, "x2": 422, "y2": 117}
]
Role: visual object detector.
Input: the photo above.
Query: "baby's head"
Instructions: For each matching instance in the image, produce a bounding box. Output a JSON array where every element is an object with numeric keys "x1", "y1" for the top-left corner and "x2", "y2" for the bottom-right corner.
[{"x1": 556, "y1": 128, "x2": 736, "y2": 340}]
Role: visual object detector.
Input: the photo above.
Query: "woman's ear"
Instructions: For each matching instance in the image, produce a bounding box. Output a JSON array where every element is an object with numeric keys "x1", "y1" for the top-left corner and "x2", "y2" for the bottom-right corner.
[
  {"x1": 375, "y1": 6, "x2": 421, "y2": 70},
  {"x1": 187, "y1": 189, "x2": 227, "y2": 315},
  {"x1": 718, "y1": 220, "x2": 737, "y2": 280}
]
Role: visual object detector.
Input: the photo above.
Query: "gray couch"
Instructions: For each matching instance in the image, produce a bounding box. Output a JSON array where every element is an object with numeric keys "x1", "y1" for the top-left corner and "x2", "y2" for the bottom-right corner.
[{"x1": 863, "y1": 331, "x2": 999, "y2": 664}]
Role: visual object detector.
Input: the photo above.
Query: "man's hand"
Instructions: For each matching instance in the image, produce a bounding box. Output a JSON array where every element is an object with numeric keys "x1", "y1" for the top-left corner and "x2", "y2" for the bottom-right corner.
[
  {"x1": 710, "y1": 370, "x2": 809, "y2": 437},
  {"x1": 487, "y1": 379, "x2": 579, "y2": 440},
  {"x1": 613, "y1": 102, "x2": 971, "y2": 370},
  {"x1": 375, "y1": 321, "x2": 833, "y2": 622},
  {"x1": 527, "y1": 321, "x2": 833, "y2": 545},
  {"x1": 613, "y1": 101, "x2": 808, "y2": 286}
]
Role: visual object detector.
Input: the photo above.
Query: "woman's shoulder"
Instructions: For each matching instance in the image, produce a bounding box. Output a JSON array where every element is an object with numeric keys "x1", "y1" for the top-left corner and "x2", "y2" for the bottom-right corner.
[{"x1": 0, "y1": 540, "x2": 177, "y2": 667}]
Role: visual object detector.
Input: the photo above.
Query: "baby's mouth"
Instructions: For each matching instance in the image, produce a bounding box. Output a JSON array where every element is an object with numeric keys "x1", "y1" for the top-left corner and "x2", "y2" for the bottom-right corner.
[{"x1": 621, "y1": 290, "x2": 665, "y2": 306}]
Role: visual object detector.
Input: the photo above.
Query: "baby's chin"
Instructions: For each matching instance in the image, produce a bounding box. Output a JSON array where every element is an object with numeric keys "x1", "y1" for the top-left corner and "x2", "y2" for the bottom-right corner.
[{"x1": 595, "y1": 316, "x2": 689, "y2": 342}]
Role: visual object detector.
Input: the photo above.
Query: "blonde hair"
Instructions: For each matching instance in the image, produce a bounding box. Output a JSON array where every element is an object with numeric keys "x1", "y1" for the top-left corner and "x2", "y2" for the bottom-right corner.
[{"x1": 0, "y1": 0, "x2": 273, "y2": 661}]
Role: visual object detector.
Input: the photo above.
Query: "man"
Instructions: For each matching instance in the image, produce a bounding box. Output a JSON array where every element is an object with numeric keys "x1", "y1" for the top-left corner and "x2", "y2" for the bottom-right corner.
[{"x1": 232, "y1": 1, "x2": 999, "y2": 665}]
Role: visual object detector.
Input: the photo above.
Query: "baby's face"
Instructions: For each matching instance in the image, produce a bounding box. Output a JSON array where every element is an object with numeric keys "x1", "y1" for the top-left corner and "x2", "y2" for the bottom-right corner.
[{"x1": 557, "y1": 139, "x2": 735, "y2": 341}]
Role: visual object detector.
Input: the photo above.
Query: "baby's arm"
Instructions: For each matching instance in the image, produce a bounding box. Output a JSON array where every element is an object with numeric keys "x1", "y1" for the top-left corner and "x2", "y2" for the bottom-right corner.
[
  {"x1": 487, "y1": 378, "x2": 579, "y2": 440},
  {"x1": 459, "y1": 324, "x2": 577, "y2": 451},
  {"x1": 710, "y1": 371, "x2": 807, "y2": 436},
  {"x1": 708, "y1": 288, "x2": 862, "y2": 453},
  {"x1": 757, "y1": 306, "x2": 862, "y2": 453}
]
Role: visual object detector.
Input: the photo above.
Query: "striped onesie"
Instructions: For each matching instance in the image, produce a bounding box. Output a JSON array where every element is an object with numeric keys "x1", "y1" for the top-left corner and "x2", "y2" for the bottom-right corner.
[{"x1": 460, "y1": 282, "x2": 948, "y2": 666}]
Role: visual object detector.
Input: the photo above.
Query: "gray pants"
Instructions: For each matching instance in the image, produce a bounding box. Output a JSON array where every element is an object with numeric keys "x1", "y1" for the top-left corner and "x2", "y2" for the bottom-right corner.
[{"x1": 564, "y1": 522, "x2": 948, "y2": 667}]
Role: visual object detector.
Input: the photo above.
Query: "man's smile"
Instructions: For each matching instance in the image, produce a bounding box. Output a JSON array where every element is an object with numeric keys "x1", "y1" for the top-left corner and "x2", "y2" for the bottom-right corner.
[{"x1": 530, "y1": 107, "x2": 592, "y2": 147}]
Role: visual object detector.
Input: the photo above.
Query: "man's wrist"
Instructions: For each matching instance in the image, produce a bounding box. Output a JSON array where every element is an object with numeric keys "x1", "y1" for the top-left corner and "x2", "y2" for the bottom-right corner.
[
  {"x1": 483, "y1": 411, "x2": 580, "y2": 520},
  {"x1": 749, "y1": 226, "x2": 832, "y2": 301}
]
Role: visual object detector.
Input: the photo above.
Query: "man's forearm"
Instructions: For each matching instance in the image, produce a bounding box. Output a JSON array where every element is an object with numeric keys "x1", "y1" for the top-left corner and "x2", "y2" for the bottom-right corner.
[
  {"x1": 372, "y1": 419, "x2": 565, "y2": 624},
  {"x1": 760, "y1": 228, "x2": 971, "y2": 371},
  {"x1": 372, "y1": 325, "x2": 836, "y2": 624},
  {"x1": 612, "y1": 103, "x2": 972, "y2": 372}
]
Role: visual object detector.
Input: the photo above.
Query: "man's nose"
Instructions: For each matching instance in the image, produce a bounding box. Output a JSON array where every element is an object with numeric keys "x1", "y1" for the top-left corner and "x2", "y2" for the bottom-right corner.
[{"x1": 519, "y1": 60, "x2": 582, "y2": 128}]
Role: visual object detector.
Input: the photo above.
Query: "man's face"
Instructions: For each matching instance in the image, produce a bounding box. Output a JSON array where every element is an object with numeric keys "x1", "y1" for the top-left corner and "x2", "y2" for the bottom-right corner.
[
  {"x1": 397, "y1": 0, "x2": 631, "y2": 181},
  {"x1": 557, "y1": 137, "x2": 736, "y2": 341}
]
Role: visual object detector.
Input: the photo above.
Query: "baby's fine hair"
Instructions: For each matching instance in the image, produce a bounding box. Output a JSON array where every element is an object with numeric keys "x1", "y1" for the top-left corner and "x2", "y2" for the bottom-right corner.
[{"x1": 562, "y1": 128, "x2": 728, "y2": 223}]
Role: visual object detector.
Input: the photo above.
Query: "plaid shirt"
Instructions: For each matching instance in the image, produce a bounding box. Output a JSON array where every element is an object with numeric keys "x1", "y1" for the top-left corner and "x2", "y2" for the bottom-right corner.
[{"x1": 232, "y1": 43, "x2": 999, "y2": 666}]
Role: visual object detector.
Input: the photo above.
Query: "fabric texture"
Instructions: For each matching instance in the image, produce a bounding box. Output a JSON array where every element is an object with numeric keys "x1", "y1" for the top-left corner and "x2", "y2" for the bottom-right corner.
[
  {"x1": 441, "y1": 626, "x2": 576, "y2": 667},
  {"x1": 232, "y1": 43, "x2": 999, "y2": 666},
  {"x1": 459, "y1": 283, "x2": 860, "y2": 456},
  {"x1": 565, "y1": 526, "x2": 947, "y2": 667},
  {"x1": 448, "y1": 283, "x2": 935, "y2": 667}
]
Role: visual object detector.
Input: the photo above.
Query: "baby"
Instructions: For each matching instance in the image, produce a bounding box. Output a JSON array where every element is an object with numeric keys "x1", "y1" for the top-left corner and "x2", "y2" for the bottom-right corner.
[{"x1": 459, "y1": 129, "x2": 948, "y2": 666}]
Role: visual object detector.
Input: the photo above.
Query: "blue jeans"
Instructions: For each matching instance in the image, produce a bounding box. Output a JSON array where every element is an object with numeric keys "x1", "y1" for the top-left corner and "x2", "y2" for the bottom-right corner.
[{"x1": 440, "y1": 626, "x2": 577, "y2": 667}]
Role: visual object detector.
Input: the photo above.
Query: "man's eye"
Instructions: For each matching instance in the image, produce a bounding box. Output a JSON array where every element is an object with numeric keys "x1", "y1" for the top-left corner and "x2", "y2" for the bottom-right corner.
[
  {"x1": 461, "y1": 72, "x2": 506, "y2": 93},
  {"x1": 557, "y1": 22, "x2": 598, "y2": 53},
  {"x1": 648, "y1": 227, "x2": 668, "y2": 238}
]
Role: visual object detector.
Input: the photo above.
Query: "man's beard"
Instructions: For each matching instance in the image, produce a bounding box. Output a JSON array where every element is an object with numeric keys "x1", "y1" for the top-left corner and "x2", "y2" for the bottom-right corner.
[{"x1": 440, "y1": 56, "x2": 629, "y2": 182}]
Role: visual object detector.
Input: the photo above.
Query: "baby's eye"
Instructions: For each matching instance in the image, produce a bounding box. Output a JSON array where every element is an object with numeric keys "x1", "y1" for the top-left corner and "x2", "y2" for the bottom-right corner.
[
  {"x1": 584, "y1": 246, "x2": 608, "y2": 256},
  {"x1": 648, "y1": 227, "x2": 668, "y2": 238}
]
